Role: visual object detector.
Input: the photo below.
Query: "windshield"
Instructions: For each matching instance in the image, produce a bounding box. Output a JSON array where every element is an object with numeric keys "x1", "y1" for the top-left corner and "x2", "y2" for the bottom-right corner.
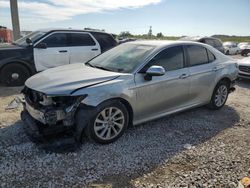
[
  {"x1": 14, "y1": 31, "x2": 46, "y2": 46},
  {"x1": 87, "y1": 43, "x2": 155, "y2": 73}
]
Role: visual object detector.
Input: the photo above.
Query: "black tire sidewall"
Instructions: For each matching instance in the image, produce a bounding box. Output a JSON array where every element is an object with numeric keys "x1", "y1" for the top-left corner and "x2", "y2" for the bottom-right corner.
[
  {"x1": 0, "y1": 63, "x2": 30, "y2": 86},
  {"x1": 86, "y1": 100, "x2": 129, "y2": 144},
  {"x1": 209, "y1": 81, "x2": 229, "y2": 110}
]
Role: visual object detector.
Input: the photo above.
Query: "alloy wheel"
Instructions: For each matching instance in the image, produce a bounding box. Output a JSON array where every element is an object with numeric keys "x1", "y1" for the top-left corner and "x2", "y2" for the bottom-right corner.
[
  {"x1": 94, "y1": 107, "x2": 125, "y2": 140},
  {"x1": 214, "y1": 85, "x2": 228, "y2": 107}
]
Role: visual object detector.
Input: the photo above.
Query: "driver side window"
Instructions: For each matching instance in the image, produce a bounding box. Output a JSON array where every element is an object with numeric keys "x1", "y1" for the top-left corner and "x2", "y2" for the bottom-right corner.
[
  {"x1": 41, "y1": 33, "x2": 68, "y2": 48},
  {"x1": 141, "y1": 46, "x2": 184, "y2": 73}
]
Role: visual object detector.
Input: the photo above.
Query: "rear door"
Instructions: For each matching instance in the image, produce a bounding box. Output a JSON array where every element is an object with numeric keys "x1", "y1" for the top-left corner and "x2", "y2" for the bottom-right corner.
[
  {"x1": 134, "y1": 45, "x2": 190, "y2": 121},
  {"x1": 34, "y1": 32, "x2": 70, "y2": 71},
  {"x1": 185, "y1": 45, "x2": 217, "y2": 104},
  {"x1": 90, "y1": 32, "x2": 117, "y2": 53},
  {"x1": 68, "y1": 32, "x2": 101, "y2": 64}
]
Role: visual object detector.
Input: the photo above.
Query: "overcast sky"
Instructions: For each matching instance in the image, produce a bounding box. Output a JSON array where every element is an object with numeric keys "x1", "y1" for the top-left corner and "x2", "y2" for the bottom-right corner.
[{"x1": 1, "y1": 0, "x2": 250, "y2": 36}]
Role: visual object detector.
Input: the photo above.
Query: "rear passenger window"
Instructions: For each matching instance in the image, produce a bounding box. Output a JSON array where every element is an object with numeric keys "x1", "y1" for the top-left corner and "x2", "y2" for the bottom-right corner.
[
  {"x1": 207, "y1": 49, "x2": 216, "y2": 62},
  {"x1": 91, "y1": 33, "x2": 117, "y2": 52},
  {"x1": 142, "y1": 46, "x2": 184, "y2": 72},
  {"x1": 69, "y1": 33, "x2": 96, "y2": 46},
  {"x1": 42, "y1": 33, "x2": 68, "y2": 48},
  {"x1": 186, "y1": 45, "x2": 209, "y2": 66}
]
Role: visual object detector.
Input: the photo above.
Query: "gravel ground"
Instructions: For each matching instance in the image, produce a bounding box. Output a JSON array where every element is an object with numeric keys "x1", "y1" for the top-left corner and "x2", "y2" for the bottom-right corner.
[{"x1": 0, "y1": 55, "x2": 249, "y2": 188}]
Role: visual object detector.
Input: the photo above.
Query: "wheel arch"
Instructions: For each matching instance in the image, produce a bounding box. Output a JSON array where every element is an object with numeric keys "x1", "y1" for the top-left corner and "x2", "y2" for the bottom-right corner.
[
  {"x1": 218, "y1": 77, "x2": 231, "y2": 87},
  {"x1": 0, "y1": 60, "x2": 35, "y2": 76},
  {"x1": 92, "y1": 97, "x2": 134, "y2": 127},
  {"x1": 75, "y1": 97, "x2": 134, "y2": 142}
]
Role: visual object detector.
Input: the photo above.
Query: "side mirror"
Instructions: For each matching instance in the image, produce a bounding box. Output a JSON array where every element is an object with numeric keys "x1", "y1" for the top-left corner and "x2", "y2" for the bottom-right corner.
[
  {"x1": 26, "y1": 38, "x2": 32, "y2": 45},
  {"x1": 35, "y1": 42, "x2": 47, "y2": 49},
  {"x1": 144, "y1": 65, "x2": 165, "y2": 81}
]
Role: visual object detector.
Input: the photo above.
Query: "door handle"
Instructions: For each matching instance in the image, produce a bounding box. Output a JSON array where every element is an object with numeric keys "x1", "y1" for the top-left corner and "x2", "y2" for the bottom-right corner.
[
  {"x1": 91, "y1": 48, "x2": 98, "y2": 51},
  {"x1": 179, "y1": 74, "x2": 189, "y2": 79},
  {"x1": 212, "y1": 67, "x2": 218, "y2": 71},
  {"x1": 58, "y1": 50, "x2": 67, "y2": 53}
]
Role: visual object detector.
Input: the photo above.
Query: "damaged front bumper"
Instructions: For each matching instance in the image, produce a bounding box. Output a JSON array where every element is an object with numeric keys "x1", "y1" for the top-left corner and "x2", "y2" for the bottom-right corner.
[
  {"x1": 20, "y1": 92, "x2": 86, "y2": 140},
  {"x1": 21, "y1": 110, "x2": 73, "y2": 141}
]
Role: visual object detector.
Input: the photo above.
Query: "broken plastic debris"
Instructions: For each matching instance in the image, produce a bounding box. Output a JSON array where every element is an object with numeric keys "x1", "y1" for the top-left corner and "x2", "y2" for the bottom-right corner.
[
  {"x1": 5, "y1": 97, "x2": 23, "y2": 110},
  {"x1": 183, "y1": 144, "x2": 193, "y2": 150}
]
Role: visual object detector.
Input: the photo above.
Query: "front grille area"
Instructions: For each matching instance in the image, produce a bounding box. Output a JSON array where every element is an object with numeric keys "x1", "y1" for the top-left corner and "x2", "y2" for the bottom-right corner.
[
  {"x1": 22, "y1": 87, "x2": 44, "y2": 105},
  {"x1": 239, "y1": 65, "x2": 250, "y2": 73},
  {"x1": 239, "y1": 73, "x2": 250, "y2": 77}
]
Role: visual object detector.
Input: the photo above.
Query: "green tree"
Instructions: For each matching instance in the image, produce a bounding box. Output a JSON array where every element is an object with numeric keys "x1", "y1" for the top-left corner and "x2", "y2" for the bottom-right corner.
[
  {"x1": 119, "y1": 31, "x2": 132, "y2": 38},
  {"x1": 156, "y1": 32, "x2": 164, "y2": 38}
]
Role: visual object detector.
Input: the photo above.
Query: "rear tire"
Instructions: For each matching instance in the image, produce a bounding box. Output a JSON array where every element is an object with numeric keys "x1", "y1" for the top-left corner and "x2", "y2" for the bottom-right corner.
[
  {"x1": 77, "y1": 100, "x2": 129, "y2": 144},
  {"x1": 0, "y1": 63, "x2": 30, "y2": 86},
  {"x1": 208, "y1": 81, "x2": 229, "y2": 110},
  {"x1": 225, "y1": 50, "x2": 229, "y2": 55}
]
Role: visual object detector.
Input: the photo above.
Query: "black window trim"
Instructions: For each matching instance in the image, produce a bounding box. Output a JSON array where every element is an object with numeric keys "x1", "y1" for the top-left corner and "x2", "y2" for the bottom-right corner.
[
  {"x1": 90, "y1": 32, "x2": 117, "y2": 53},
  {"x1": 184, "y1": 44, "x2": 216, "y2": 67},
  {"x1": 206, "y1": 48, "x2": 216, "y2": 63},
  {"x1": 35, "y1": 31, "x2": 70, "y2": 48},
  {"x1": 138, "y1": 45, "x2": 187, "y2": 73},
  {"x1": 34, "y1": 31, "x2": 98, "y2": 48},
  {"x1": 68, "y1": 32, "x2": 97, "y2": 47}
]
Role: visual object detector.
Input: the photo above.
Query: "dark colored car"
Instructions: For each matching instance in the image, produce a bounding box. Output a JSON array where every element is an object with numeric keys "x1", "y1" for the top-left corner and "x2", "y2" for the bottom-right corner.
[{"x1": 180, "y1": 36, "x2": 225, "y2": 54}]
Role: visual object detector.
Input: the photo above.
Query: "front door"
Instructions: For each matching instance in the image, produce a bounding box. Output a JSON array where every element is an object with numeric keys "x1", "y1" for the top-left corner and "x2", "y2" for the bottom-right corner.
[
  {"x1": 134, "y1": 46, "x2": 190, "y2": 122},
  {"x1": 34, "y1": 32, "x2": 70, "y2": 71}
]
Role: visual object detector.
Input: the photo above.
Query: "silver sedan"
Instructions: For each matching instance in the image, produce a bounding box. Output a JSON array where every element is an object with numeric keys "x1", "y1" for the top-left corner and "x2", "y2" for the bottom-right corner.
[{"x1": 21, "y1": 40, "x2": 238, "y2": 144}]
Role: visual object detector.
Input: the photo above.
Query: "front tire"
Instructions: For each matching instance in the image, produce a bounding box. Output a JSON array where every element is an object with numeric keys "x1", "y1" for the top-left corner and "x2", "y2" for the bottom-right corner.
[
  {"x1": 0, "y1": 63, "x2": 30, "y2": 86},
  {"x1": 208, "y1": 81, "x2": 229, "y2": 110},
  {"x1": 78, "y1": 100, "x2": 129, "y2": 144}
]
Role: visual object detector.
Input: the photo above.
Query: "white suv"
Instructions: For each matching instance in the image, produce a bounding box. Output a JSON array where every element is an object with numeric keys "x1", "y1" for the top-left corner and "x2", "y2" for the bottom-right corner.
[{"x1": 0, "y1": 29, "x2": 117, "y2": 86}]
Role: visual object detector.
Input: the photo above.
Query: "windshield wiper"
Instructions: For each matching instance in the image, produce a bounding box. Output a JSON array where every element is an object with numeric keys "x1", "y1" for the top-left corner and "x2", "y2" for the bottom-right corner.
[
  {"x1": 85, "y1": 62, "x2": 116, "y2": 72},
  {"x1": 93, "y1": 65, "x2": 113, "y2": 72},
  {"x1": 85, "y1": 62, "x2": 94, "y2": 67}
]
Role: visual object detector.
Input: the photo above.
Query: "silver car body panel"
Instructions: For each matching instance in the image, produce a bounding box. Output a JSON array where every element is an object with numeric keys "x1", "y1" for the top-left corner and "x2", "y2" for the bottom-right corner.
[
  {"x1": 25, "y1": 63, "x2": 124, "y2": 96},
  {"x1": 25, "y1": 40, "x2": 238, "y2": 126},
  {"x1": 238, "y1": 57, "x2": 250, "y2": 79}
]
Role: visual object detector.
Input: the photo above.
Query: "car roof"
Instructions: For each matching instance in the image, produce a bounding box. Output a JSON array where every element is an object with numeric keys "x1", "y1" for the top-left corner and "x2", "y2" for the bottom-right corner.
[
  {"x1": 37, "y1": 28, "x2": 112, "y2": 35},
  {"x1": 180, "y1": 36, "x2": 220, "y2": 41},
  {"x1": 128, "y1": 40, "x2": 207, "y2": 48}
]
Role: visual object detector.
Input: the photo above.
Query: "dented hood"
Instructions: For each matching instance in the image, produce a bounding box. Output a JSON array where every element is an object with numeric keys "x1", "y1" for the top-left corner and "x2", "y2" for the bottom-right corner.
[{"x1": 25, "y1": 63, "x2": 122, "y2": 95}]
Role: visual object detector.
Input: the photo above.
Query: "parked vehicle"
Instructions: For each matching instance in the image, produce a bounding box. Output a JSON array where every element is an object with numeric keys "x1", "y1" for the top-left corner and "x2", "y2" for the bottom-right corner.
[
  {"x1": 238, "y1": 57, "x2": 250, "y2": 79},
  {"x1": 118, "y1": 38, "x2": 137, "y2": 44},
  {"x1": 0, "y1": 29, "x2": 117, "y2": 86},
  {"x1": 238, "y1": 42, "x2": 250, "y2": 48},
  {"x1": 223, "y1": 42, "x2": 240, "y2": 55},
  {"x1": 238, "y1": 42, "x2": 250, "y2": 56},
  {"x1": 21, "y1": 41, "x2": 238, "y2": 144},
  {"x1": 180, "y1": 36, "x2": 225, "y2": 53}
]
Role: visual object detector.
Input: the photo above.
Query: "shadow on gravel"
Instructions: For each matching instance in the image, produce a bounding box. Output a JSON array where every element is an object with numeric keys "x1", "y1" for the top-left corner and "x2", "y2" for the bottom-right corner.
[
  {"x1": 0, "y1": 104, "x2": 240, "y2": 187},
  {"x1": 237, "y1": 79, "x2": 250, "y2": 89},
  {"x1": 0, "y1": 84, "x2": 22, "y2": 97},
  {"x1": 0, "y1": 120, "x2": 29, "y2": 147},
  {"x1": 90, "y1": 105, "x2": 240, "y2": 188}
]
